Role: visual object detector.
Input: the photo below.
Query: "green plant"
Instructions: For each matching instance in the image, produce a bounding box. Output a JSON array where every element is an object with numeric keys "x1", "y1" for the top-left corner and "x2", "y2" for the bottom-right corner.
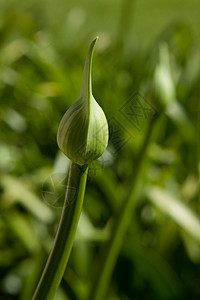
[
  {"x1": 32, "y1": 37, "x2": 108, "y2": 300},
  {"x1": 1, "y1": 2, "x2": 200, "y2": 299}
]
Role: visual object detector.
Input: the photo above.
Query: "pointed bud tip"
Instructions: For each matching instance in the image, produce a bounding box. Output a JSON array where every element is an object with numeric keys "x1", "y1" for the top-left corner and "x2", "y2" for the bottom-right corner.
[
  {"x1": 93, "y1": 36, "x2": 99, "y2": 42},
  {"x1": 89, "y1": 36, "x2": 99, "y2": 50}
]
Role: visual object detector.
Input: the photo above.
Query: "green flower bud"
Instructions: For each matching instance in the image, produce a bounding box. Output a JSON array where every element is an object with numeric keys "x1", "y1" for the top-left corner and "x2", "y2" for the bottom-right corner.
[
  {"x1": 57, "y1": 37, "x2": 109, "y2": 166},
  {"x1": 154, "y1": 43, "x2": 175, "y2": 107}
]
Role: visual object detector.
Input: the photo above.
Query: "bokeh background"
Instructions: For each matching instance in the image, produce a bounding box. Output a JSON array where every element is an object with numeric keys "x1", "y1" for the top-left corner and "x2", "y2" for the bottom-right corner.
[{"x1": 0, "y1": 0, "x2": 200, "y2": 299}]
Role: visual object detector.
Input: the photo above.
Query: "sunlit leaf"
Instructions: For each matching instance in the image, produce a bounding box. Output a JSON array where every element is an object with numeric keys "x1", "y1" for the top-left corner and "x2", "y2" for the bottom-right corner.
[{"x1": 146, "y1": 185, "x2": 200, "y2": 242}]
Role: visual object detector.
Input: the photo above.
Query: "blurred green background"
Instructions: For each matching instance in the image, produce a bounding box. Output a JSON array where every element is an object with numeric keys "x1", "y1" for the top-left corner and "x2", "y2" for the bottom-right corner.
[{"x1": 0, "y1": 0, "x2": 200, "y2": 299}]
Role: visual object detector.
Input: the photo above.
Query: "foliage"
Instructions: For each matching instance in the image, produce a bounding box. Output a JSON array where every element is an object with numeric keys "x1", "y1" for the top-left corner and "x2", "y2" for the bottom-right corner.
[{"x1": 0, "y1": 0, "x2": 200, "y2": 299}]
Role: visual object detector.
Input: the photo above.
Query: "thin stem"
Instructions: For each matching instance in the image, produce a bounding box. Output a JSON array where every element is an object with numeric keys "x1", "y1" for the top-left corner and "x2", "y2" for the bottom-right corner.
[
  {"x1": 88, "y1": 119, "x2": 156, "y2": 300},
  {"x1": 197, "y1": 95, "x2": 200, "y2": 203},
  {"x1": 33, "y1": 162, "x2": 88, "y2": 300},
  {"x1": 116, "y1": 0, "x2": 134, "y2": 49}
]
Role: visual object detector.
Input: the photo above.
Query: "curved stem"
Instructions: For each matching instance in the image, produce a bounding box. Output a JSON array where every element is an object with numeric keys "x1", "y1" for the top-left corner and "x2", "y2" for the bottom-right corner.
[
  {"x1": 88, "y1": 119, "x2": 156, "y2": 300},
  {"x1": 33, "y1": 162, "x2": 88, "y2": 300}
]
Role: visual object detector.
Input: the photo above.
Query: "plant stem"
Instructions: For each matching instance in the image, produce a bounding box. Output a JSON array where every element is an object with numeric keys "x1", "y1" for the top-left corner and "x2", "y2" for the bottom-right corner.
[
  {"x1": 88, "y1": 119, "x2": 156, "y2": 300},
  {"x1": 197, "y1": 96, "x2": 200, "y2": 203},
  {"x1": 33, "y1": 162, "x2": 88, "y2": 300}
]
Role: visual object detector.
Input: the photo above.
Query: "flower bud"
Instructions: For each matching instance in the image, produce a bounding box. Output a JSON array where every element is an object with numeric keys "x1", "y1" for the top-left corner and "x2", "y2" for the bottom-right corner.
[
  {"x1": 57, "y1": 37, "x2": 109, "y2": 165},
  {"x1": 154, "y1": 43, "x2": 175, "y2": 107}
]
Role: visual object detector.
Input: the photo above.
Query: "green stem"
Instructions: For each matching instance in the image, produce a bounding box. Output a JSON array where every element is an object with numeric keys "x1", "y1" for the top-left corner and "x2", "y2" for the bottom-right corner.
[
  {"x1": 88, "y1": 119, "x2": 155, "y2": 300},
  {"x1": 33, "y1": 162, "x2": 88, "y2": 300},
  {"x1": 197, "y1": 97, "x2": 200, "y2": 203}
]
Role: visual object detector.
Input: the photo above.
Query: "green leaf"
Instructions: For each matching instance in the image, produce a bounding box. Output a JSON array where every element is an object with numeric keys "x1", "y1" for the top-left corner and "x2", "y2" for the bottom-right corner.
[
  {"x1": 1, "y1": 175, "x2": 54, "y2": 224},
  {"x1": 146, "y1": 185, "x2": 200, "y2": 242}
]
